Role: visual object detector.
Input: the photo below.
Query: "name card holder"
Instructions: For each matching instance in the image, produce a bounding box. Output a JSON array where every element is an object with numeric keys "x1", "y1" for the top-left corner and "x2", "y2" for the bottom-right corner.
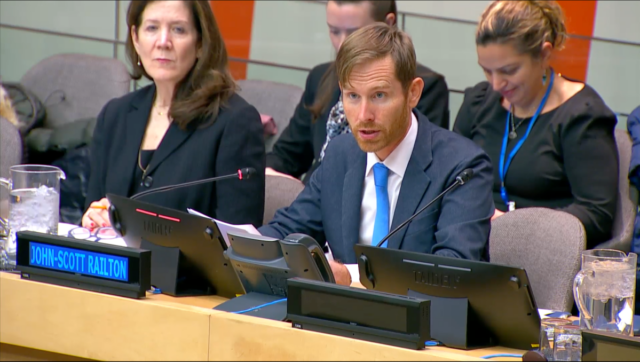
[
  {"x1": 16, "y1": 231, "x2": 151, "y2": 299},
  {"x1": 286, "y1": 278, "x2": 431, "y2": 350}
]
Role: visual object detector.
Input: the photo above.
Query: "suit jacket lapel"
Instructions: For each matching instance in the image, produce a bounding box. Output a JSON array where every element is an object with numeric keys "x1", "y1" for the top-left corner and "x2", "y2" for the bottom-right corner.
[
  {"x1": 387, "y1": 113, "x2": 433, "y2": 250},
  {"x1": 114, "y1": 86, "x2": 154, "y2": 196},
  {"x1": 341, "y1": 150, "x2": 366, "y2": 263},
  {"x1": 145, "y1": 122, "x2": 196, "y2": 176}
]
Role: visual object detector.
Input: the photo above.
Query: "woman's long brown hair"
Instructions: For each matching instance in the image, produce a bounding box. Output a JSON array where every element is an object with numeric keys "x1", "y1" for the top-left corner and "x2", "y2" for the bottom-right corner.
[{"x1": 126, "y1": 0, "x2": 236, "y2": 129}]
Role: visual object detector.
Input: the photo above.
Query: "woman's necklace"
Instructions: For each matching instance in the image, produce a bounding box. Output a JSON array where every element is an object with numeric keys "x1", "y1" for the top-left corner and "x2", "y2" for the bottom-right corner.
[
  {"x1": 139, "y1": 102, "x2": 170, "y2": 177},
  {"x1": 137, "y1": 149, "x2": 149, "y2": 177},
  {"x1": 154, "y1": 104, "x2": 169, "y2": 117},
  {"x1": 508, "y1": 69, "x2": 554, "y2": 140},
  {"x1": 508, "y1": 109, "x2": 528, "y2": 140}
]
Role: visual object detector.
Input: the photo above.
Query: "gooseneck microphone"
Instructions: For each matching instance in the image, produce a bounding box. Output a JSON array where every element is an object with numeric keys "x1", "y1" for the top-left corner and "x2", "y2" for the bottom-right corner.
[
  {"x1": 375, "y1": 168, "x2": 475, "y2": 248},
  {"x1": 130, "y1": 167, "x2": 256, "y2": 200}
]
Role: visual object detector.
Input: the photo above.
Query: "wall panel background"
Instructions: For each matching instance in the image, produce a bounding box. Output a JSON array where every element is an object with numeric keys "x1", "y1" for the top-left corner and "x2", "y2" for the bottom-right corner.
[{"x1": 0, "y1": 0, "x2": 637, "y2": 127}]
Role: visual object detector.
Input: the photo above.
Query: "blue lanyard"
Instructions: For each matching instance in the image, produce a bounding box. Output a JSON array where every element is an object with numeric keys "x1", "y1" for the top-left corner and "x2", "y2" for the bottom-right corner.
[{"x1": 499, "y1": 68, "x2": 554, "y2": 207}]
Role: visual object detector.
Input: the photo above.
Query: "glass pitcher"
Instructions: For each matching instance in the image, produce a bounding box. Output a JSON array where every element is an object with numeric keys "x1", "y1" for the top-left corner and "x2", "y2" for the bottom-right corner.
[
  {"x1": 573, "y1": 249, "x2": 637, "y2": 336},
  {"x1": 0, "y1": 165, "x2": 66, "y2": 268}
]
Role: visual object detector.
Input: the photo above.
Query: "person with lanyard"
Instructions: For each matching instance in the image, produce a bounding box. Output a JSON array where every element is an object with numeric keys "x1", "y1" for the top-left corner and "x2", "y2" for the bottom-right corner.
[
  {"x1": 453, "y1": 0, "x2": 618, "y2": 249},
  {"x1": 626, "y1": 105, "x2": 640, "y2": 314},
  {"x1": 265, "y1": 0, "x2": 450, "y2": 184}
]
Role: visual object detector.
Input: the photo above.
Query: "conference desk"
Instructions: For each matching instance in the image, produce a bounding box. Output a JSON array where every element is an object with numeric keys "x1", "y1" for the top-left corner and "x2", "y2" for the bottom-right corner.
[{"x1": 0, "y1": 272, "x2": 525, "y2": 361}]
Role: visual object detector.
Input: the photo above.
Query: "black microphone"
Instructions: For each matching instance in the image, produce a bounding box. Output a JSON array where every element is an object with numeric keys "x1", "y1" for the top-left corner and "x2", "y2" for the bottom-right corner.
[
  {"x1": 375, "y1": 168, "x2": 475, "y2": 248},
  {"x1": 130, "y1": 167, "x2": 256, "y2": 200}
]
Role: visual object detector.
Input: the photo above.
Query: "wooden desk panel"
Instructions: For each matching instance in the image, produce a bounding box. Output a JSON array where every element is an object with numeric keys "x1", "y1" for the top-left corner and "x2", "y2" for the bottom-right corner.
[
  {"x1": 0, "y1": 273, "x2": 212, "y2": 361},
  {"x1": 208, "y1": 311, "x2": 524, "y2": 361},
  {"x1": 0, "y1": 343, "x2": 94, "y2": 361},
  {"x1": 1, "y1": 272, "x2": 523, "y2": 361},
  {"x1": 146, "y1": 290, "x2": 227, "y2": 310}
]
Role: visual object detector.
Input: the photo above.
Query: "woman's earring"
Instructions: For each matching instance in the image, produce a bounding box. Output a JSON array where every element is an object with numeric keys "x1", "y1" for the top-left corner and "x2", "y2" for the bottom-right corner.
[
  {"x1": 542, "y1": 71, "x2": 547, "y2": 86},
  {"x1": 137, "y1": 59, "x2": 141, "y2": 67}
]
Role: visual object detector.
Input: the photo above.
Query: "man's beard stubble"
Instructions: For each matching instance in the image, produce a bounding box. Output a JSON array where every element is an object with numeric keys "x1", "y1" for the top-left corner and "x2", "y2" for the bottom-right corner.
[{"x1": 351, "y1": 103, "x2": 410, "y2": 154}]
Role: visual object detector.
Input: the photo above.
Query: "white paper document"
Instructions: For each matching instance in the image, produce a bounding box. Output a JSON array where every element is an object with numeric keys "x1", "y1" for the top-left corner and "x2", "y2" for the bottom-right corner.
[
  {"x1": 186, "y1": 208, "x2": 261, "y2": 247},
  {"x1": 538, "y1": 309, "x2": 554, "y2": 319},
  {"x1": 345, "y1": 264, "x2": 360, "y2": 284}
]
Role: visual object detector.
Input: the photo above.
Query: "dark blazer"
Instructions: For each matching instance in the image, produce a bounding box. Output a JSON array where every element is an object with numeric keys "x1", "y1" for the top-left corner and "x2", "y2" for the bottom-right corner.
[
  {"x1": 454, "y1": 81, "x2": 618, "y2": 248},
  {"x1": 628, "y1": 105, "x2": 640, "y2": 189},
  {"x1": 86, "y1": 84, "x2": 266, "y2": 228},
  {"x1": 259, "y1": 111, "x2": 494, "y2": 263},
  {"x1": 266, "y1": 61, "x2": 450, "y2": 180},
  {"x1": 629, "y1": 105, "x2": 640, "y2": 315},
  {"x1": 627, "y1": 105, "x2": 640, "y2": 256}
]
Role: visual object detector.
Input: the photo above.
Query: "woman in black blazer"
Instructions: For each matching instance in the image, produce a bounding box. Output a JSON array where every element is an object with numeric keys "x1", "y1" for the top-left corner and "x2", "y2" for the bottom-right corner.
[{"x1": 83, "y1": 0, "x2": 265, "y2": 229}]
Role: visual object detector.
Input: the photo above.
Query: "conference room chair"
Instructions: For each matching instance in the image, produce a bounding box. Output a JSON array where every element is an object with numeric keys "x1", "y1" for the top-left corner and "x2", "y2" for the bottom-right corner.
[
  {"x1": 489, "y1": 207, "x2": 586, "y2": 312},
  {"x1": 595, "y1": 129, "x2": 638, "y2": 252},
  {"x1": 20, "y1": 53, "x2": 130, "y2": 131},
  {"x1": 263, "y1": 174, "x2": 305, "y2": 225},
  {"x1": 0, "y1": 117, "x2": 22, "y2": 180},
  {"x1": 0, "y1": 117, "x2": 22, "y2": 220},
  {"x1": 236, "y1": 79, "x2": 303, "y2": 153}
]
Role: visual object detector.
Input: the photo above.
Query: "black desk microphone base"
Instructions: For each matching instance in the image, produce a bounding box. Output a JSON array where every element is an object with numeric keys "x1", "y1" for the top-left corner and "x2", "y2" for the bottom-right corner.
[
  {"x1": 408, "y1": 290, "x2": 493, "y2": 349},
  {"x1": 141, "y1": 239, "x2": 213, "y2": 297}
]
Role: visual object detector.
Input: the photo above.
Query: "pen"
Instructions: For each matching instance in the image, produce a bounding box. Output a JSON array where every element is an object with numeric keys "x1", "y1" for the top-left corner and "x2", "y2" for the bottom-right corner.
[{"x1": 90, "y1": 205, "x2": 108, "y2": 210}]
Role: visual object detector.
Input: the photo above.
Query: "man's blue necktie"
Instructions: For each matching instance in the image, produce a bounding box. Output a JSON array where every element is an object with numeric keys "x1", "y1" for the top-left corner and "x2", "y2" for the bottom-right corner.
[{"x1": 372, "y1": 163, "x2": 390, "y2": 248}]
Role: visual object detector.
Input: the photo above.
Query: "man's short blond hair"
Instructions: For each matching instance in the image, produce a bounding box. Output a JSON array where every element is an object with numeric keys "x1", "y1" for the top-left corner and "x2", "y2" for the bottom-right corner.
[{"x1": 335, "y1": 22, "x2": 416, "y2": 92}]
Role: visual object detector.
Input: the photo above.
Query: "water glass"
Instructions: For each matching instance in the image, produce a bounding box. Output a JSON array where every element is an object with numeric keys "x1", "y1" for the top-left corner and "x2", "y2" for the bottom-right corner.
[
  {"x1": 539, "y1": 318, "x2": 573, "y2": 360},
  {"x1": 0, "y1": 165, "x2": 66, "y2": 269},
  {"x1": 553, "y1": 324, "x2": 582, "y2": 361}
]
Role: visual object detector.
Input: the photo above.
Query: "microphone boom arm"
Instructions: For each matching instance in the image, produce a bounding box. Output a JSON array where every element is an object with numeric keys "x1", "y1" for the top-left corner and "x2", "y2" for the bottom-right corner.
[
  {"x1": 130, "y1": 172, "x2": 245, "y2": 200},
  {"x1": 375, "y1": 174, "x2": 468, "y2": 248}
]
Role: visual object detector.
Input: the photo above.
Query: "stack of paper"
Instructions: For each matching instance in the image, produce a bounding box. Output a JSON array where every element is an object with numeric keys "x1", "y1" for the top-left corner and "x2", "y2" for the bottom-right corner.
[{"x1": 186, "y1": 208, "x2": 261, "y2": 247}]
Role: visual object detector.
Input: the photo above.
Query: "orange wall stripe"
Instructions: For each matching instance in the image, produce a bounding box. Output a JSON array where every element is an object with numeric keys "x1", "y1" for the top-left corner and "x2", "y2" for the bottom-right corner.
[
  {"x1": 207, "y1": 1, "x2": 596, "y2": 81},
  {"x1": 553, "y1": 1, "x2": 597, "y2": 82},
  {"x1": 209, "y1": 1, "x2": 255, "y2": 80}
]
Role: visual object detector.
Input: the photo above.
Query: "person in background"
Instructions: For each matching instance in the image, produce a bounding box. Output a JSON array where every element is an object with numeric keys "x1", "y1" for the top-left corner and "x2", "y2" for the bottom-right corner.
[
  {"x1": 453, "y1": 0, "x2": 618, "y2": 249},
  {"x1": 83, "y1": 0, "x2": 265, "y2": 229},
  {"x1": 0, "y1": 83, "x2": 23, "y2": 223},
  {"x1": 626, "y1": 105, "x2": 640, "y2": 313},
  {"x1": 259, "y1": 23, "x2": 494, "y2": 286},
  {"x1": 266, "y1": 0, "x2": 450, "y2": 182},
  {"x1": 0, "y1": 84, "x2": 20, "y2": 128}
]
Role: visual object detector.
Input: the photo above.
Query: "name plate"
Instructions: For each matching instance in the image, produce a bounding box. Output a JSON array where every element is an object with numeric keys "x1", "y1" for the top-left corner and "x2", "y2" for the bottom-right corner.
[
  {"x1": 29, "y1": 242, "x2": 130, "y2": 282},
  {"x1": 16, "y1": 231, "x2": 151, "y2": 299},
  {"x1": 286, "y1": 278, "x2": 431, "y2": 350}
]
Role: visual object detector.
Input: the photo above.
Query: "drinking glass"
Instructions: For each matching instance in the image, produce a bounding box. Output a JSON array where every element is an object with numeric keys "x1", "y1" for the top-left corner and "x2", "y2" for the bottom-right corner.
[
  {"x1": 539, "y1": 318, "x2": 573, "y2": 360},
  {"x1": 553, "y1": 324, "x2": 582, "y2": 361}
]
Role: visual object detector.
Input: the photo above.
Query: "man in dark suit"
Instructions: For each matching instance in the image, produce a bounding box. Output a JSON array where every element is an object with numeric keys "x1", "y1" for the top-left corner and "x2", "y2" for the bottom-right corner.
[
  {"x1": 626, "y1": 105, "x2": 640, "y2": 313},
  {"x1": 266, "y1": 0, "x2": 449, "y2": 182},
  {"x1": 259, "y1": 23, "x2": 494, "y2": 285}
]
